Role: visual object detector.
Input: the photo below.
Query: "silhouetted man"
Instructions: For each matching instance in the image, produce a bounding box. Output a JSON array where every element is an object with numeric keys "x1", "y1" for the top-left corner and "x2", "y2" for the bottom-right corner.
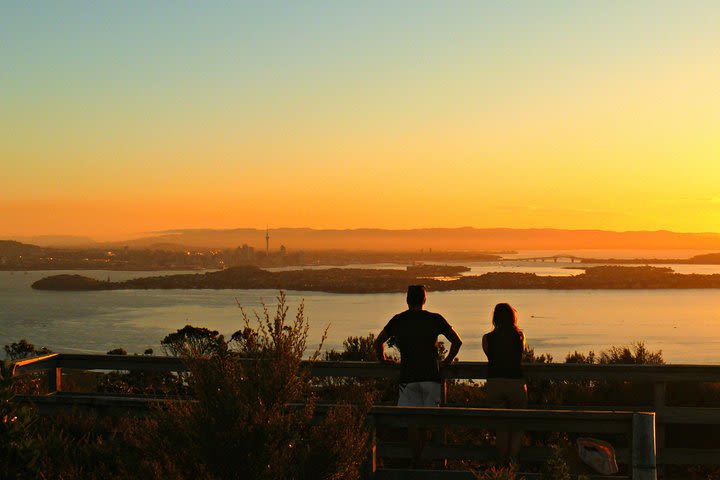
[{"x1": 374, "y1": 285, "x2": 462, "y2": 467}]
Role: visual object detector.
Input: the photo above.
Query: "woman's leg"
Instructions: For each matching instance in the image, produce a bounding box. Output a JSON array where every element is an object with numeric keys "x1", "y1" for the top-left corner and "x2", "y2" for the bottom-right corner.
[{"x1": 508, "y1": 381, "x2": 527, "y2": 463}]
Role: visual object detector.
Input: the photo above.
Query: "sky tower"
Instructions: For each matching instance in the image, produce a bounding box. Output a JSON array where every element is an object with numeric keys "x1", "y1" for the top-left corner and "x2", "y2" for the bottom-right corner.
[{"x1": 265, "y1": 227, "x2": 270, "y2": 256}]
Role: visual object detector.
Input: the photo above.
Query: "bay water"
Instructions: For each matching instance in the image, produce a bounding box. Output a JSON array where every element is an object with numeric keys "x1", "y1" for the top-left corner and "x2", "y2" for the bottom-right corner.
[{"x1": 2, "y1": 263, "x2": 720, "y2": 364}]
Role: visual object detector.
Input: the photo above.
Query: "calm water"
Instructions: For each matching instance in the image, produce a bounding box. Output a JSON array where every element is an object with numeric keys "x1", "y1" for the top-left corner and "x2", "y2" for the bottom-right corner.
[{"x1": 2, "y1": 267, "x2": 720, "y2": 364}]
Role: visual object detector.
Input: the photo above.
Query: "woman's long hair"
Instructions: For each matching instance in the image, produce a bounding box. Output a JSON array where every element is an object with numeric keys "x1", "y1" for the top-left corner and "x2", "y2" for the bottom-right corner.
[{"x1": 492, "y1": 303, "x2": 520, "y2": 331}]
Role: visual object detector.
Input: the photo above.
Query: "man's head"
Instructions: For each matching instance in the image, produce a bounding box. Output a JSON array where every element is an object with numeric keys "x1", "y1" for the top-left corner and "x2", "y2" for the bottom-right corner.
[{"x1": 406, "y1": 285, "x2": 426, "y2": 309}]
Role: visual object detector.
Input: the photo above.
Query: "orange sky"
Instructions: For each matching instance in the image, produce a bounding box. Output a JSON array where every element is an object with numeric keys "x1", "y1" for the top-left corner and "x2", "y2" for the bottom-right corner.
[{"x1": 2, "y1": 3, "x2": 720, "y2": 241}]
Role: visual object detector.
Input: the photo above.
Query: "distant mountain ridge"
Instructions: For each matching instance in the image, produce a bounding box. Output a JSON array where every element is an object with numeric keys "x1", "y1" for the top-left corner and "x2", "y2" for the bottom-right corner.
[
  {"x1": 120, "y1": 227, "x2": 720, "y2": 251},
  {"x1": 0, "y1": 240, "x2": 43, "y2": 256},
  {"x1": 12, "y1": 235, "x2": 98, "y2": 247}
]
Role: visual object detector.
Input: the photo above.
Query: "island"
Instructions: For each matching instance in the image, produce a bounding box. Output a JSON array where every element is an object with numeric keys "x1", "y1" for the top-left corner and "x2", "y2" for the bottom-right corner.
[{"x1": 31, "y1": 265, "x2": 720, "y2": 293}]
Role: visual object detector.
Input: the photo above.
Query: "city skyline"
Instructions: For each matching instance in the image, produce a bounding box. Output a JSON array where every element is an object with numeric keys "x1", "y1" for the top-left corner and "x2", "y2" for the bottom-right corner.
[{"x1": 2, "y1": 2, "x2": 719, "y2": 240}]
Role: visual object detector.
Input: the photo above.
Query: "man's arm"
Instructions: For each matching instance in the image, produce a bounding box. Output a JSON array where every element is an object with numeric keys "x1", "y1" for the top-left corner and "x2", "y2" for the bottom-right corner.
[
  {"x1": 374, "y1": 328, "x2": 393, "y2": 363},
  {"x1": 440, "y1": 326, "x2": 463, "y2": 367}
]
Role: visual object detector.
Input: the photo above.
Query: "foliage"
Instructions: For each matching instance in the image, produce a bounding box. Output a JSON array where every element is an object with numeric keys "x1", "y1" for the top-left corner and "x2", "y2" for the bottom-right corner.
[
  {"x1": 522, "y1": 346, "x2": 556, "y2": 405},
  {"x1": 4, "y1": 339, "x2": 52, "y2": 361},
  {"x1": 106, "y1": 348, "x2": 127, "y2": 355},
  {"x1": 4, "y1": 322, "x2": 703, "y2": 478},
  {"x1": 324, "y1": 334, "x2": 377, "y2": 361},
  {"x1": 160, "y1": 324, "x2": 228, "y2": 357},
  {"x1": 0, "y1": 360, "x2": 40, "y2": 479},
  {"x1": 522, "y1": 346, "x2": 552, "y2": 364},
  {"x1": 518, "y1": 341, "x2": 666, "y2": 408},
  {"x1": 539, "y1": 444, "x2": 572, "y2": 480},
  {"x1": 31, "y1": 412, "x2": 147, "y2": 480},
  {"x1": 473, "y1": 464, "x2": 524, "y2": 480},
  {"x1": 142, "y1": 291, "x2": 369, "y2": 480},
  {"x1": 321, "y1": 333, "x2": 397, "y2": 403},
  {"x1": 564, "y1": 350, "x2": 596, "y2": 364},
  {"x1": 3, "y1": 340, "x2": 53, "y2": 395},
  {"x1": 599, "y1": 342, "x2": 664, "y2": 365}
]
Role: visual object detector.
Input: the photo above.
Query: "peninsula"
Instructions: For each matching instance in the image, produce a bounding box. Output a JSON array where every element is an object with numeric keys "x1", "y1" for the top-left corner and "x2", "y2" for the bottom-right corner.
[{"x1": 31, "y1": 265, "x2": 720, "y2": 293}]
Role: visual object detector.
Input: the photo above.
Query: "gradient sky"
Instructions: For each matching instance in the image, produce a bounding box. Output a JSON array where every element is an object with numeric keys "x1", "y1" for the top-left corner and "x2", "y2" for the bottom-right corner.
[{"x1": 2, "y1": 1, "x2": 719, "y2": 240}]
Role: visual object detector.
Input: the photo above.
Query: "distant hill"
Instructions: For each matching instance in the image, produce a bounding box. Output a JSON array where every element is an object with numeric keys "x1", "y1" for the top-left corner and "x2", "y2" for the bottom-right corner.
[
  {"x1": 0, "y1": 240, "x2": 43, "y2": 256},
  {"x1": 13, "y1": 235, "x2": 98, "y2": 247},
  {"x1": 121, "y1": 227, "x2": 720, "y2": 252}
]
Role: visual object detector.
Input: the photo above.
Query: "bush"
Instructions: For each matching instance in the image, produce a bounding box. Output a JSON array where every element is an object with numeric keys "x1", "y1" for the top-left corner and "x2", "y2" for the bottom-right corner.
[
  {"x1": 31, "y1": 412, "x2": 147, "y2": 480},
  {"x1": 320, "y1": 333, "x2": 395, "y2": 403},
  {"x1": 598, "y1": 342, "x2": 664, "y2": 365},
  {"x1": 473, "y1": 464, "x2": 524, "y2": 479},
  {"x1": 0, "y1": 360, "x2": 40, "y2": 479},
  {"x1": 540, "y1": 444, "x2": 571, "y2": 480},
  {"x1": 324, "y1": 334, "x2": 378, "y2": 362},
  {"x1": 142, "y1": 291, "x2": 370, "y2": 480}
]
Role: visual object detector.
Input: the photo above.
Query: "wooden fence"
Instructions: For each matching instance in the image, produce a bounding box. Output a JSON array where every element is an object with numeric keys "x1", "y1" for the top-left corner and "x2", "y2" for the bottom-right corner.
[{"x1": 14, "y1": 354, "x2": 720, "y2": 478}]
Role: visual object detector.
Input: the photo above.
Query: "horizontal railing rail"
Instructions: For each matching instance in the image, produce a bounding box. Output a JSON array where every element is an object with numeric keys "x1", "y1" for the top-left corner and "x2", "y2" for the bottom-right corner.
[{"x1": 14, "y1": 354, "x2": 720, "y2": 382}]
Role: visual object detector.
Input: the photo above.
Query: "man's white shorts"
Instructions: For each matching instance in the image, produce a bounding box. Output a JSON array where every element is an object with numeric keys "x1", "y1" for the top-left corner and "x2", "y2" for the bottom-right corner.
[{"x1": 398, "y1": 381, "x2": 442, "y2": 407}]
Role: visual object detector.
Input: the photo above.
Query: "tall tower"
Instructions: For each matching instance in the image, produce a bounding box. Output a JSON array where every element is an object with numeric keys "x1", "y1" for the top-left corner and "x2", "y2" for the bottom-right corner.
[{"x1": 265, "y1": 227, "x2": 270, "y2": 256}]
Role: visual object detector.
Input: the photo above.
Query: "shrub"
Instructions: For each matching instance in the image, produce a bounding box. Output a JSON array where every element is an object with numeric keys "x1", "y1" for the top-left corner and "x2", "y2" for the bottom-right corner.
[
  {"x1": 31, "y1": 412, "x2": 147, "y2": 480},
  {"x1": 598, "y1": 341, "x2": 663, "y2": 365},
  {"x1": 540, "y1": 444, "x2": 571, "y2": 480},
  {"x1": 0, "y1": 360, "x2": 40, "y2": 479},
  {"x1": 320, "y1": 333, "x2": 394, "y2": 403},
  {"x1": 324, "y1": 334, "x2": 378, "y2": 361},
  {"x1": 142, "y1": 291, "x2": 370, "y2": 480},
  {"x1": 473, "y1": 464, "x2": 524, "y2": 480}
]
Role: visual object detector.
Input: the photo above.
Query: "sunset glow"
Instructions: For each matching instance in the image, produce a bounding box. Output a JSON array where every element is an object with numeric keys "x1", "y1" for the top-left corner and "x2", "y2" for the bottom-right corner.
[{"x1": 2, "y1": 2, "x2": 720, "y2": 240}]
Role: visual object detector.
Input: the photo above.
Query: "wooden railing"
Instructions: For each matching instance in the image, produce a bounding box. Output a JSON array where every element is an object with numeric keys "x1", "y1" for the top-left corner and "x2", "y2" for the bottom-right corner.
[
  {"x1": 366, "y1": 406, "x2": 655, "y2": 480},
  {"x1": 14, "y1": 354, "x2": 720, "y2": 476}
]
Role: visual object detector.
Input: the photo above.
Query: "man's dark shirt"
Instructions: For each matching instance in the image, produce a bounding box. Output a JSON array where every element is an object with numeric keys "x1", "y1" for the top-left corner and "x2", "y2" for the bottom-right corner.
[{"x1": 383, "y1": 309, "x2": 452, "y2": 384}]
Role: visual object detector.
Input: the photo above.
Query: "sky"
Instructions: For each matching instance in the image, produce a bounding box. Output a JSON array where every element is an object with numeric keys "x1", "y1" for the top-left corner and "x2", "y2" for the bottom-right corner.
[{"x1": 2, "y1": 1, "x2": 719, "y2": 240}]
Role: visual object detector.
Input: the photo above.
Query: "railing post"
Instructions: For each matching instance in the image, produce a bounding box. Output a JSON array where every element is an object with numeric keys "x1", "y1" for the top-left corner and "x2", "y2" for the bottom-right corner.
[
  {"x1": 437, "y1": 379, "x2": 448, "y2": 468},
  {"x1": 653, "y1": 382, "x2": 666, "y2": 478},
  {"x1": 48, "y1": 358, "x2": 62, "y2": 393},
  {"x1": 632, "y1": 412, "x2": 657, "y2": 480},
  {"x1": 362, "y1": 412, "x2": 377, "y2": 480}
]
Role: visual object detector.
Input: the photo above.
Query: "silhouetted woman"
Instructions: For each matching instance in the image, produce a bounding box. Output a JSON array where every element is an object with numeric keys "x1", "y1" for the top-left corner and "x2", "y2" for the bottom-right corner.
[{"x1": 482, "y1": 303, "x2": 527, "y2": 465}]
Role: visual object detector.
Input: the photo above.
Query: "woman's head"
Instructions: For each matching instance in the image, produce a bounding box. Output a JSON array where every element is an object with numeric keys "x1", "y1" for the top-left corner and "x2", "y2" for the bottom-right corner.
[{"x1": 492, "y1": 303, "x2": 518, "y2": 330}]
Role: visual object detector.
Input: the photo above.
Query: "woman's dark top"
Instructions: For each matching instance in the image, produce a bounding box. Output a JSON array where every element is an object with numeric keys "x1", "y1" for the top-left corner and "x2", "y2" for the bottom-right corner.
[{"x1": 485, "y1": 328, "x2": 524, "y2": 379}]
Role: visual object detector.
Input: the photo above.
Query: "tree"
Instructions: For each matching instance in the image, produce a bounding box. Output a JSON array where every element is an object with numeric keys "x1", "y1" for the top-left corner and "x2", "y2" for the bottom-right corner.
[
  {"x1": 4, "y1": 339, "x2": 51, "y2": 361},
  {"x1": 160, "y1": 325, "x2": 227, "y2": 357}
]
